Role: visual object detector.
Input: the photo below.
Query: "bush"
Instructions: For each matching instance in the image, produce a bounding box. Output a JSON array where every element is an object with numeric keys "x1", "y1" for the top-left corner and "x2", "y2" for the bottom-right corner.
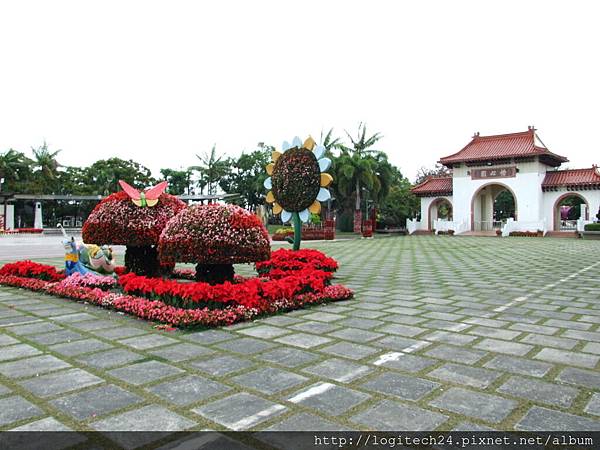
[
  {"x1": 337, "y1": 211, "x2": 354, "y2": 232},
  {"x1": 509, "y1": 230, "x2": 543, "y2": 237},
  {"x1": 584, "y1": 223, "x2": 600, "y2": 231}
]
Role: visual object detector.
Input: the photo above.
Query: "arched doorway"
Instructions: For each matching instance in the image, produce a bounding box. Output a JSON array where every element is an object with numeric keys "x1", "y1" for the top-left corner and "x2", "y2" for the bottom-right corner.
[
  {"x1": 553, "y1": 193, "x2": 589, "y2": 231},
  {"x1": 471, "y1": 183, "x2": 517, "y2": 231},
  {"x1": 428, "y1": 198, "x2": 453, "y2": 230}
]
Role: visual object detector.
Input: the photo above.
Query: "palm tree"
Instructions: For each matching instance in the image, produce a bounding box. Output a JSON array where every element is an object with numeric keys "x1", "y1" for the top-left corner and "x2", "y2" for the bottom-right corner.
[
  {"x1": 0, "y1": 149, "x2": 33, "y2": 191},
  {"x1": 341, "y1": 122, "x2": 383, "y2": 156},
  {"x1": 191, "y1": 144, "x2": 229, "y2": 196},
  {"x1": 31, "y1": 141, "x2": 62, "y2": 192},
  {"x1": 320, "y1": 128, "x2": 344, "y2": 155},
  {"x1": 339, "y1": 123, "x2": 383, "y2": 211}
]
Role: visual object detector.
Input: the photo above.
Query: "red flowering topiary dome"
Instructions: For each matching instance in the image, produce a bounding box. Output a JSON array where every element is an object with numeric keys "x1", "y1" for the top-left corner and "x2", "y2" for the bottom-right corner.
[
  {"x1": 83, "y1": 190, "x2": 186, "y2": 276},
  {"x1": 83, "y1": 191, "x2": 186, "y2": 246},
  {"x1": 159, "y1": 204, "x2": 270, "y2": 283}
]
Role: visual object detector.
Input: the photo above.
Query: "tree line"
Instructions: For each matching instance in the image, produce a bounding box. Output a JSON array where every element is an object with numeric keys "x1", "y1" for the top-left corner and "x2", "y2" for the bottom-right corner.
[{"x1": 0, "y1": 124, "x2": 423, "y2": 230}]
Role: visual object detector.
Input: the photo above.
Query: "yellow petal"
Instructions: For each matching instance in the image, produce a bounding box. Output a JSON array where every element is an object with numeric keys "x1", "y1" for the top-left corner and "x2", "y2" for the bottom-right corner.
[
  {"x1": 272, "y1": 151, "x2": 282, "y2": 162},
  {"x1": 266, "y1": 163, "x2": 274, "y2": 175},
  {"x1": 303, "y1": 136, "x2": 316, "y2": 150},
  {"x1": 266, "y1": 191, "x2": 275, "y2": 203},
  {"x1": 132, "y1": 199, "x2": 143, "y2": 207},
  {"x1": 320, "y1": 173, "x2": 333, "y2": 187},
  {"x1": 146, "y1": 199, "x2": 159, "y2": 207},
  {"x1": 272, "y1": 202, "x2": 282, "y2": 214},
  {"x1": 308, "y1": 200, "x2": 321, "y2": 214}
]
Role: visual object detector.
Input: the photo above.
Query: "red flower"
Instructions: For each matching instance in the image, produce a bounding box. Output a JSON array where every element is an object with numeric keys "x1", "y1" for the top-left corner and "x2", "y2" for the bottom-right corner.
[{"x1": 0, "y1": 248, "x2": 353, "y2": 328}]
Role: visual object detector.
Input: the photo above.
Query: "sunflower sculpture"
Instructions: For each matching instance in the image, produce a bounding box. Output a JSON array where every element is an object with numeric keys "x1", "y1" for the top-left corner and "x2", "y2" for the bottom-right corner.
[{"x1": 264, "y1": 136, "x2": 333, "y2": 250}]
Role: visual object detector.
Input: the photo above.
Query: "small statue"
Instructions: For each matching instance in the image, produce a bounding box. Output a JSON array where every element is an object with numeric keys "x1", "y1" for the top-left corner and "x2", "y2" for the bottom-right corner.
[
  {"x1": 58, "y1": 224, "x2": 97, "y2": 276},
  {"x1": 79, "y1": 244, "x2": 116, "y2": 274},
  {"x1": 62, "y1": 235, "x2": 93, "y2": 276}
]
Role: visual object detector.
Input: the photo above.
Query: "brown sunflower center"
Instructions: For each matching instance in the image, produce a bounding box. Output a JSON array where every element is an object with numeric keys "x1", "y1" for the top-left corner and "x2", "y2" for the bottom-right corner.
[{"x1": 271, "y1": 147, "x2": 321, "y2": 212}]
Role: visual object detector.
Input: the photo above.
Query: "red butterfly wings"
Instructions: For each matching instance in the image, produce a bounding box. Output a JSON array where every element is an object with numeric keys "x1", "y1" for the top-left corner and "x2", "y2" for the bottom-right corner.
[
  {"x1": 145, "y1": 181, "x2": 168, "y2": 200},
  {"x1": 118, "y1": 180, "x2": 141, "y2": 200},
  {"x1": 118, "y1": 180, "x2": 168, "y2": 207}
]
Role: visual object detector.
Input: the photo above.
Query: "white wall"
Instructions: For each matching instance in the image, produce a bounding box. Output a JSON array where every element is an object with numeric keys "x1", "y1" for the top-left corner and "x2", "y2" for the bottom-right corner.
[
  {"x1": 452, "y1": 160, "x2": 548, "y2": 229},
  {"x1": 543, "y1": 189, "x2": 600, "y2": 231},
  {"x1": 419, "y1": 196, "x2": 453, "y2": 230}
]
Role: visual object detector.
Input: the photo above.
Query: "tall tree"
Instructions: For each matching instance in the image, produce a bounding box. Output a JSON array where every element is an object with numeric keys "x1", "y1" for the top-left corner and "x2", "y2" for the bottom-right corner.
[
  {"x1": 31, "y1": 141, "x2": 62, "y2": 193},
  {"x1": 160, "y1": 168, "x2": 193, "y2": 195},
  {"x1": 320, "y1": 128, "x2": 344, "y2": 155},
  {"x1": 339, "y1": 123, "x2": 383, "y2": 211},
  {"x1": 191, "y1": 144, "x2": 229, "y2": 195},
  {"x1": 0, "y1": 149, "x2": 33, "y2": 193},
  {"x1": 219, "y1": 144, "x2": 272, "y2": 209},
  {"x1": 86, "y1": 158, "x2": 156, "y2": 195},
  {"x1": 414, "y1": 163, "x2": 451, "y2": 185},
  {"x1": 378, "y1": 178, "x2": 420, "y2": 227}
]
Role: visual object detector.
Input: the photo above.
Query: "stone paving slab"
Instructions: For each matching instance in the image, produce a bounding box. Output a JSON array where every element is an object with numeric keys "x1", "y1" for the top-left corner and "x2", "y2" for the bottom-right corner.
[
  {"x1": 192, "y1": 392, "x2": 286, "y2": 430},
  {"x1": 49, "y1": 384, "x2": 143, "y2": 420},
  {"x1": 2, "y1": 236, "x2": 600, "y2": 432},
  {"x1": 0, "y1": 354, "x2": 71, "y2": 378},
  {"x1": 18, "y1": 368, "x2": 104, "y2": 398},
  {"x1": 146, "y1": 375, "x2": 230, "y2": 406}
]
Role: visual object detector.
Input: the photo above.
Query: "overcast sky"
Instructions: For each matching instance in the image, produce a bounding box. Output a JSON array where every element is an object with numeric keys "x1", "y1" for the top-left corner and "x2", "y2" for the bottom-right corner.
[{"x1": 1, "y1": 1, "x2": 598, "y2": 181}]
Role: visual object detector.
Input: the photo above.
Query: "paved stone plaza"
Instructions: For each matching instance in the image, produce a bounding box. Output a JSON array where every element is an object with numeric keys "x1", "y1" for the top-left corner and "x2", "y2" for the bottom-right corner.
[{"x1": 1, "y1": 236, "x2": 600, "y2": 441}]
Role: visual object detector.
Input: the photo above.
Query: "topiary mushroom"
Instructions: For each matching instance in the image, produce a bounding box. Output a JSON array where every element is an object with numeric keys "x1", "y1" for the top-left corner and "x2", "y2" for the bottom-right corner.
[
  {"x1": 158, "y1": 203, "x2": 271, "y2": 284},
  {"x1": 82, "y1": 181, "x2": 186, "y2": 277}
]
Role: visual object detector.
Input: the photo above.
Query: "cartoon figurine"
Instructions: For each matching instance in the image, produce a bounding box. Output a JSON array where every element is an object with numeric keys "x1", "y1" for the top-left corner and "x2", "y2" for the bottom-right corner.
[
  {"x1": 58, "y1": 224, "x2": 96, "y2": 276},
  {"x1": 79, "y1": 244, "x2": 116, "y2": 275}
]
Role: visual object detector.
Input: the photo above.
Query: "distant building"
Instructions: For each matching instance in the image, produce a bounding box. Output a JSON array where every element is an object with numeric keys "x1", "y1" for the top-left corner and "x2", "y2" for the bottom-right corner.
[{"x1": 409, "y1": 127, "x2": 600, "y2": 235}]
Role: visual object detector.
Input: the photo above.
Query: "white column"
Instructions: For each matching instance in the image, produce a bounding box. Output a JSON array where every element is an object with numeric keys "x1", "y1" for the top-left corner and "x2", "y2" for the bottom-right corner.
[
  {"x1": 34, "y1": 202, "x2": 43, "y2": 229},
  {"x1": 1, "y1": 204, "x2": 15, "y2": 230},
  {"x1": 580, "y1": 203, "x2": 588, "y2": 221}
]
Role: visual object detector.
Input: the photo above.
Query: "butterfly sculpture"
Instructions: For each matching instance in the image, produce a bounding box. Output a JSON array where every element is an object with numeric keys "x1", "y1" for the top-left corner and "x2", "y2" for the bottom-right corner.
[{"x1": 119, "y1": 180, "x2": 168, "y2": 207}]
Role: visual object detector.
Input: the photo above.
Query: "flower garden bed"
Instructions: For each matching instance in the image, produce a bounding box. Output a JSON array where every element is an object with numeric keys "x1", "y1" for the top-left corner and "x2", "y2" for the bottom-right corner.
[
  {"x1": 272, "y1": 226, "x2": 333, "y2": 241},
  {"x1": 0, "y1": 249, "x2": 353, "y2": 328},
  {"x1": 509, "y1": 230, "x2": 544, "y2": 237},
  {"x1": 0, "y1": 228, "x2": 44, "y2": 235}
]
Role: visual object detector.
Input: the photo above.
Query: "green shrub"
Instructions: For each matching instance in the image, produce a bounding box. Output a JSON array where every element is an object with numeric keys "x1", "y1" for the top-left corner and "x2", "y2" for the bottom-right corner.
[
  {"x1": 337, "y1": 212, "x2": 354, "y2": 232},
  {"x1": 584, "y1": 223, "x2": 600, "y2": 231}
]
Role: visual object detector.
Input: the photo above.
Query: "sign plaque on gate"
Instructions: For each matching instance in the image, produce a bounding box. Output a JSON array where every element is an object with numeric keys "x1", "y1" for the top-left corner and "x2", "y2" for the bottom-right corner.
[{"x1": 471, "y1": 166, "x2": 516, "y2": 180}]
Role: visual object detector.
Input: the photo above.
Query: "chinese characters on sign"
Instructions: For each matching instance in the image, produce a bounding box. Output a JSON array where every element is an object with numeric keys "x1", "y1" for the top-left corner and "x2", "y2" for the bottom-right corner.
[{"x1": 471, "y1": 166, "x2": 516, "y2": 180}]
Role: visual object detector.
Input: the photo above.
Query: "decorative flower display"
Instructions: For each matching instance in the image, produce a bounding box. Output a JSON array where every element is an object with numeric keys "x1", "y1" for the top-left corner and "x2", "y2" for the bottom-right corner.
[
  {"x1": 83, "y1": 191, "x2": 186, "y2": 247},
  {"x1": 0, "y1": 248, "x2": 353, "y2": 328},
  {"x1": 56, "y1": 272, "x2": 117, "y2": 290},
  {"x1": 0, "y1": 260, "x2": 65, "y2": 282},
  {"x1": 159, "y1": 204, "x2": 271, "y2": 283},
  {"x1": 264, "y1": 136, "x2": 333, "y2": 224},
  {"x1": 82, "y1": 188, "x2": 186, "y2": 276}
]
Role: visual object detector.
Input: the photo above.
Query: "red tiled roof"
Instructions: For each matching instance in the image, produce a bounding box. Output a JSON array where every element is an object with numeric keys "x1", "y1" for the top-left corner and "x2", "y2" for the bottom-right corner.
[
  {"x1": 411, "y1": 176, "x2": 453, "y2": 196},
  {"x1": 542, "y1": 167, "x2": 600, "y2": 188},
  {"x1": 439, "y1": 129, "x2": 568, "y2": 166}
]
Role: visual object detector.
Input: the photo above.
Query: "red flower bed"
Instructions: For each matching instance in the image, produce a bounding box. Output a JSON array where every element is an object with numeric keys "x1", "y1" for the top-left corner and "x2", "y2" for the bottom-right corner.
[
  {"x1": 255, "y1": 248, "x2": 338, "y2": 275},
  {"x1": 0, "y1": 228, "x2": 43, "y2": 234},
  {"x1": 0, "y1": 249, "x2": 353, "y2": 328},
  {"x1": 118, "y1": 267, "x2": 331, "y2": 311},
  {"x1": 83, "y1": 191, "x2": 186, "y2": 246},
  {"x1": 0, "y1": 261, "x2": 65, "y2": 282}
]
